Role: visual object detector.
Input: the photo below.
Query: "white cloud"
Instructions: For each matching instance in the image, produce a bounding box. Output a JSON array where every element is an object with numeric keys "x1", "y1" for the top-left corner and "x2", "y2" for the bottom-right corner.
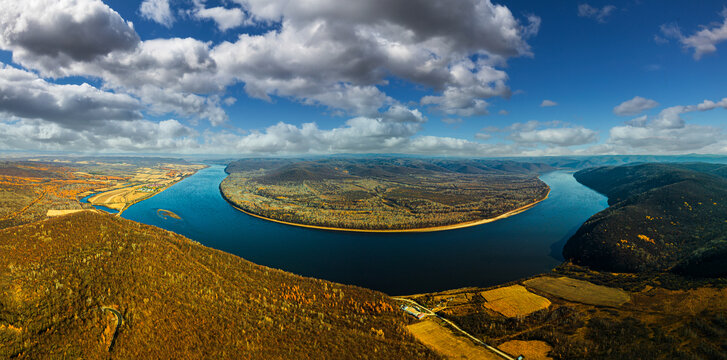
[
  {"x1": 498, "y1": 109, "x2": 509, "y2": 115},
  {"x1": 0, "y1": 0, "x2": 543, "y2": 132},
  {"x1": 540, "y1": 99, "x2": 557, "y2": 107},
  {"x1": 213, "y1": 0, "x2": 538, "y2": 116},
  {"x1": 475, "y1": 132, "x2": 492, "y2": 140},
  {"x1": 661, "y1": 9, "x2": 727, "y2": 60},
  {"x1": 578, "y1": 4, "x2": 616, "y2": 23},
  {"x1": 192, "y1": 3, "x2": 248, "y2": 31},
  {"x1": 607, "y1": 124, "x2": 723, "y2": 153},
  {"x1": 140, "y1": 0, "x2": 174, "y2": 27},
  {"x1": 626, "y1": 114, "x2": 648, "y2": 127},
  {"x1": 613, "y1": 96, "x2": 659, "y2": 116},
  {"x1": 0, "y1": 0, "x2": 139, "y2": 68},
  {"x1": 510, "y1": 127, "x2": 598, "y2": 146},
  {"x1": 604, "y1": 98, "x2": 727, "y2": 154},
  {"x1": 696, "y1": 97, "x2": 727, "y2": 111},
  {"x1": 0, "y1": 63, "x2": 142, "y2": 127},
  {"x1": 0, "y1": 118, "x2": 199, "y2": 153}
]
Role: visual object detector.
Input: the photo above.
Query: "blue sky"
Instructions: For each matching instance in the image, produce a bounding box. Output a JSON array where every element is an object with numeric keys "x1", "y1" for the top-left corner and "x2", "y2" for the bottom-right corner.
[{"x1": 0, "y1": 0, "x2": 725, "y2": 155}]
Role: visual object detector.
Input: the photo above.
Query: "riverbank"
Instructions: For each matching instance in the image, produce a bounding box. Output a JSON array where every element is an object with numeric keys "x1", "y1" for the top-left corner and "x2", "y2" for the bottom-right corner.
[
  {"x1": 82, "y1": 166, "x2": 207, "y2": 216},
  {"x1": 220, "y1": 184, "x2": 551, "y2": 233}
]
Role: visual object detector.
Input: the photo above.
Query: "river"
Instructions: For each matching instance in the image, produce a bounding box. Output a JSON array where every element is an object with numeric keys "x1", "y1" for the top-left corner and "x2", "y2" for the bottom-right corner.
[{"x1": 122, "y1": 165, "x2": 607, "y2": 295}]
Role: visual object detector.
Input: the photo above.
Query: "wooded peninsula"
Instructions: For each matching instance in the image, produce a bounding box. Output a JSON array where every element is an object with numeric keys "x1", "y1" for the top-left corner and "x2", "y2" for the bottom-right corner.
[{"x1": 220, "y1": 158, "x2": 552, "y2": 231}]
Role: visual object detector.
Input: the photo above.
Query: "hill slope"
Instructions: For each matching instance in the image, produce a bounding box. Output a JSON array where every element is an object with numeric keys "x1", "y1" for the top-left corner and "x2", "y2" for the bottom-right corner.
[
  {"x1": 0, "y1": 212, "x2": 437, "y2": 359},
  {"x1": 563, "y1": 163, "x2": 727, "y2": 275}
]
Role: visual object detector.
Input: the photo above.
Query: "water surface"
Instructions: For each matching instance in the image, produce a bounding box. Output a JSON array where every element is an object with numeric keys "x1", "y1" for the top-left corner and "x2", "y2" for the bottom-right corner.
[
  {"x1": 80, "y1": 193, "x2": 119, "y2": 214},
  {"x1": 122, "y1": 166, "x2": 607, "y2": 295}
]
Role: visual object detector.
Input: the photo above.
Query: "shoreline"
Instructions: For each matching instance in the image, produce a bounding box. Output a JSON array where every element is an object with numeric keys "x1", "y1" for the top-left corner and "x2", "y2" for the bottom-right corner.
[
  {"x1": 81, "y1": 166, "x2": 208, "y2": 216},
  {"x1": 220, "y1": 184, "x2": 551, "y2": 233}
]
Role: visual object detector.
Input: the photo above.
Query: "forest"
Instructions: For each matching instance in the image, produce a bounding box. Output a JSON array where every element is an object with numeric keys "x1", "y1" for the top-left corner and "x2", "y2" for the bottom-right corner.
[
  {"x1": 0, "y1": 211, "x2": 438, "y2": 359},
  {"x1": 564, "y1": 163, "x2": 727, "y2": 275}
]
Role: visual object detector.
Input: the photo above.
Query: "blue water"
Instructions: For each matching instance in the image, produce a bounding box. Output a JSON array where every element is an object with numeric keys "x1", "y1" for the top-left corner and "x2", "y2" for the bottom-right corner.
[
  {"x1": 80, "y1": 193, "x2": 119, "y2": 214},
  {"x1": 122, "y1": 166, "x2": 607, "y2": 295}
]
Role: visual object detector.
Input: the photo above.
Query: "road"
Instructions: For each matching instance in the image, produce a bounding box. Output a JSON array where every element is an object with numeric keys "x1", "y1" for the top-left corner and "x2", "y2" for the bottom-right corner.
[
  {"x1": 392, "y1": 297, "x2": 517, "y2": 360},
  {"x1": 101, "y1": 307, "x2": 123, "y2": 352}
]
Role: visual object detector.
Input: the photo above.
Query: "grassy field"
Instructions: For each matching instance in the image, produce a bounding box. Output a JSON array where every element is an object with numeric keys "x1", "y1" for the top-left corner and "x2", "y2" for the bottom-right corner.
[
  {"x1": 407, "y1": 319, "x2": 501, "y2": 359},
  {"x1": 523, "y1": 276, "x2": 630, "y2": 307},
  {"x1": 46, "y1": 209, "x2": 93, "y2": 217},
  {"x1": 498, "y1": 340, "x2": 552, "y2": 360},
  {"x1": 480, "y1": 285, "x2": 552, "y2": 318}
]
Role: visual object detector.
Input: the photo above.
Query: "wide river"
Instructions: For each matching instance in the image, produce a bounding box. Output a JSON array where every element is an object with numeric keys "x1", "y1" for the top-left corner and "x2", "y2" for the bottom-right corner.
[{"x1": 122, "y1": 165, "x2": 607, "y2": 295}]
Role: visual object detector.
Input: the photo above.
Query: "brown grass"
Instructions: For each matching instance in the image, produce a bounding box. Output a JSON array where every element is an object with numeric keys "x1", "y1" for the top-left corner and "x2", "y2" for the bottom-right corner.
[
  {"x1": 498, "y1": 340, "x2": 553, "y2": 360},
  {"x1": 481, "y1": 285, "x2": 551, "y2": 318},
  {"x1": 407, "y1": 319, "x2": 501, "y2": 359},
  {"x1": 46, "y1": 209, "x2": 92, "y2": 217},
  {"x1": 523, "y1": 276, "x2": 631, "y2": 307}
]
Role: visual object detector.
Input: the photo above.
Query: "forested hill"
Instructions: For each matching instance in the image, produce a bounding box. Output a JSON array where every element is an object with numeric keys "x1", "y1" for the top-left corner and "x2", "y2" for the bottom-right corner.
[
  {"x1": 563, "y1": 163, "x2": 727, "y2": 276},
  {"x1": 0, "y1": 211, "x2": 437, "y2": 359},
  {"x1": 225, "y1": 157, "x2": 556, "y2": 177}
]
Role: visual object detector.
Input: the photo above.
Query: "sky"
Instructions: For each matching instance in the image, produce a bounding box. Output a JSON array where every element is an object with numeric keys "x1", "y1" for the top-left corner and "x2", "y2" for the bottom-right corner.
[{"x1": 0, "y1": 0, "x2": 726, "y2": 156}]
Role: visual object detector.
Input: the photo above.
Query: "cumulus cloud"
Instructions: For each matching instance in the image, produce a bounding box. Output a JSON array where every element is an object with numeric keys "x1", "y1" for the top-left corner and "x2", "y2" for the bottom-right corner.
[
  {"x1": 0, "y1": 0, "x2": 543, "y2": 131},
  {"x1": 213, "y1": 0, "x2": 538, "y2": 116},
  {"x1": 540, "y1": 100, "x2": 557, "y2": 107},
  {"x1": 607, "y1": 124, "x2": 723, "y2": 153},
  {"x1": 475, "y1": 132, "x2": 492, "y2": 140},
  {"x1": 578, "y1": 4, "x2": 616, "y2": 23},
  {"x1": 0, "y1": 0, "x2": 139, "y2": 68},
  {"x1": 613, "y1": 96, "x2": 659, "y2": 116},
  {"x1": 605, "y1": 98, "x2": 727, "y2": 153},
  {"x1": 191, "y1": 2, "x2": 248, "y2": 31},
  {"x1": 0, "y1": 63, "x2": 201, "y2": 153},
  {"x1": 0, "y1": 118, "x2": 199, "y2": 153},
  {"x1": 0, "y1": 63, "x2": 142, "y2": 128},
  {"x1": 510, "y1": 126, "x2": 598, "y2": 146},
  {"x1": 140, "y1": 0, "x2": 174, "y2": 27},
  {"x1": 661, "y1": 9, "x2": 727, "y2": 60},
  {"x1": 43, "y1": 36, "x2": 228, "y2": 125}
]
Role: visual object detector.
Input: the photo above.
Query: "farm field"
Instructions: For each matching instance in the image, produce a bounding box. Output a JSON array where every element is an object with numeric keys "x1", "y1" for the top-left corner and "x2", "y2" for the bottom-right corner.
[
  {"x1": 498, "y1": 340, "x2": 552, "y2": 360},
  {"x1": 407, "y1": 319, "x2": 501, "y2": 359},
  {"x1": 403, "y1": 267, "x2": 727, "y2": 359},
  {"x1": 480, "y1": 285, "x2": 552, "y2": 318},
  {"x1": 522, "y1": 276, "x2": 630, "y2": 307}
]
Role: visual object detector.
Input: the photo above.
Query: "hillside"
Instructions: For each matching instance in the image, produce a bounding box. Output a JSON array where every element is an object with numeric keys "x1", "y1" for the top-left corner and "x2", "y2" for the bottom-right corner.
[
  {"x1": 221, "y1": 158, "x2": 551, "y2": 230},
  {"x1": 0, "y1": 212, "x2": 437, "y2": 359},
  {"x1": 563, "y1": 163, "x2": 727, "y2": 275}
]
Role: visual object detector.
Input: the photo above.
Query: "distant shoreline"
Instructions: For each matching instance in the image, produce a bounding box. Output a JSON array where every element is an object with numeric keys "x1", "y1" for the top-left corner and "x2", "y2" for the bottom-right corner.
[
  {"x1": 84, "y1": 166, "x2": 208, "y2": 216},
  {"x1": 220, "y1": 185, "x2": 551, "y2": 233}
]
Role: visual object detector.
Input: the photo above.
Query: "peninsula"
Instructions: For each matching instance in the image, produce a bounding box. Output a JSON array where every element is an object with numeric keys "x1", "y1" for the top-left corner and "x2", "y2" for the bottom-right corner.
[{"x1": 220, "y1": 158, "x2": 552, "y2": 231}]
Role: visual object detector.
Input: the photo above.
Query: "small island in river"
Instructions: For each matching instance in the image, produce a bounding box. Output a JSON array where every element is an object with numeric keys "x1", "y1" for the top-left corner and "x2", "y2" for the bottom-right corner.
[{"x1": 220, "y1": 158, "x2": 552, "y2": 231}]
